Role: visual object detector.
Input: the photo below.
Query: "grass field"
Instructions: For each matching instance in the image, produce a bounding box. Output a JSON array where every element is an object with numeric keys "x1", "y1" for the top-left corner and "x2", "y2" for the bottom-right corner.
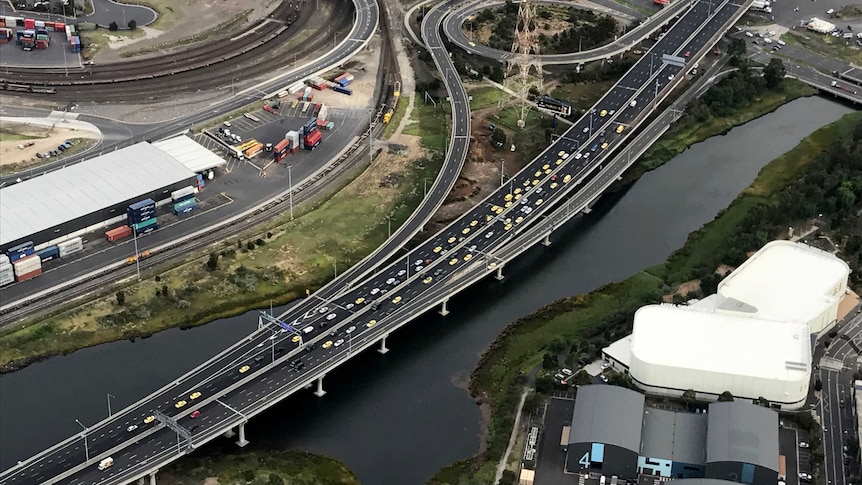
[
  {"x1": 468, "y1": 86, "x2": 506, "y2": 110},
  {"x1": 0, "y1": 131, "x2": 40, "y2": 142},
  {"x1": 0, "y1": 102, "x2": 445, "y2": 371},
  {"x1": 80, "y1": 28, "x2": 146, "y2": 57},
  {"x1": 427, "y1": 104, "x2": 862, "y2": 485},
  {"x1": 404, "y1": 97, "x2": 449, "y2": 150},
  {"x1": 789, "y1": 31, "x2": 862, "y2": 66},
  {"x1": 161, "y1": 449, "x2": 360, "y2": 485},
  {"x1": 118, "y1": 0, "x2": 183, "y2": 31},
  {"x1": 550, "y1": 80, "x2": 615, "y2": 111}
]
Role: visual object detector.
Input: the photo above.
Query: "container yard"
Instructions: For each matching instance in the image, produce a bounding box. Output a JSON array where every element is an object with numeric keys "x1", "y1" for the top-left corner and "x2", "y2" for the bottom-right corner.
[{"x1": 0, "y1": 15, "x2": 80, "y2": 68}]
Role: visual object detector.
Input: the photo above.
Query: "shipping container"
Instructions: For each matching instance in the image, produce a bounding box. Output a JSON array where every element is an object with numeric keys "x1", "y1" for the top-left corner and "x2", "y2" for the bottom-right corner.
[
  {"x1": 337, "y1": 78, "x2": 351, "y2": 87},
  {"x1": 7, "y1": 240, "x2": 34, "y2": 255},
  {"x1": 318, "y1": 104, "x2": 328, "y2": 121},
  {"x1": 244, "y1": 142, "x2": 264, "y2": 157},
  {"x1": 34, "y1": 20, "x2": 45, "y2": 28},
  {"x1": 304, "y1": 130, "x2": 322, "y2": 150},
  {"x1": 171, "y1": 186, "x2": 196, "y2": 201},
  {"x1": 132, "y1": 217, "x2": 158, "y2": 231},
  {"x1": 287, "y1": 82, "x2": 304, "y2": 94},
  {"x1": 129, "y1": 199, "x2": 156, "y2": 211},
  {"x1": 36, "y1": 246, "x2": 60, "y2": 262},
  {"x1": 173, "y1": 193, "x2": 195, "y2": 205},
  {"x1": 274, "y1": 139, "x2": 290, "y2": 153},
  {"x1": 106, "y1": 225, "x2": 132, "y2": 242},
  {"x1": 0, "y1": 254, "x2": 9, "y2": 266},
  {"x1": 15, "y1": 268, "x2": 42, "y2": 282},
  {"x1": 13, "y1": 255, "x2": 41, "y2": 275},
  {"x1": 55, "y1": 22, "x2": 65, "y2": 32},
  {"x1": 24, "y1": 18, "x2": 35, "y2": 30},
  {"x1": 57, "y1": 237, "x2": 83, "y2": 257},
  {"x1": 197, "y1": 174, "x2": 205, "y2": 189},
  {"x1": 332, "y1": 86, "x2": 352, "y2": 96},
  {"x1": 127, "y1": 209, "x2": 156, "y2": 224},
  {"x1": 0, "y1": 269, "x2": 14, "y2": 287},
  {"x1": 135, "y1": 224, "x2": 159, "y2": 236},
  {"x1": 173, "y1": 203, "x2": 197, "y2": 216},
  {"x1": 325, "y1": 121, "x2": 335, "y2": 131},
  {"x1": 173, "y1": 197, "x2": 196, "y2": 210}
]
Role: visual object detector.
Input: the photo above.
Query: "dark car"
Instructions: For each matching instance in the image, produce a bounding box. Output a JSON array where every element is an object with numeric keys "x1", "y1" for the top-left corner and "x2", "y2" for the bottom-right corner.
[{"x1": 254, "y1": 355, "x2": 264, "y2": 362}]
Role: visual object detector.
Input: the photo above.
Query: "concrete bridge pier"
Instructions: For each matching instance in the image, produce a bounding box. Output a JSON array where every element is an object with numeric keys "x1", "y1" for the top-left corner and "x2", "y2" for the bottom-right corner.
[
  {"x1": 314, "y1": 375, "x2": 327, "y2": 397},
  {"x1": 577, "y1": 63, "x2": 582, "y2": 73},
  {"x1": 236, "y1": 422, "x2": 249, "y2": 447},
  {"x1": 149, "y1": 470, "x2": 158, "y2": 485},
  {"x1": 541, "y1": 232, "x2": 552, "y2": 247},
  {"x1": 378, "y1": 333, "x2": 390, "y2": 354},
  {"x1": 494, "y1": 264, "x2": 505, "y2": 281},
  {"x1": 222, "y1": 427, "x2": 236, "y2": 439},
  {"x1": 439, "y1": 298, "x2": 450, "y2": 316},
  {"x1": 138, "y1": 478, "x2": 145, "y2": 485}
]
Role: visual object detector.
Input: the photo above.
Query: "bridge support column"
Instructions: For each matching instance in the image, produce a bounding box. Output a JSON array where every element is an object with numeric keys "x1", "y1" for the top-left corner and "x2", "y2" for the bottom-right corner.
[
  {"x1": 495, "y1": 265, "x2": 505, "y2": 281},
  {"x1": 314, "y1": 376, "x2": 327, "y2": 397},
  {"x1": 576, "y1": 63, "x2": 582, "y2": 73},
  {"x1": 541, "y1": 232, "x2": 552, "y2": 247},
  {"x1": 222, "y1": 427, "x2": 236, "y2": 439},
  {"x1": 138, "y1": 478, "x2": 145, "y2": 485},
  {"x1": 236, "y1": 422, "x2": 249, "y2": 447},
  {"x1": 378, "y1": 334, "x2": 390, "y2": 354},
  {"x1": 149, "y1": 470, "x2": 158, "y2": 485},
  {"x1": 439, "y1": 298, "x2": 450, "y2": 316}
]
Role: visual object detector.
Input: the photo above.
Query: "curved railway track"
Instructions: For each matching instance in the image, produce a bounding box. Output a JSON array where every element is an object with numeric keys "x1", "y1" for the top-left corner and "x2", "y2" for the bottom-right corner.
[{"x1": 0, "y1": 0, "x2": 353, "y2": 100}]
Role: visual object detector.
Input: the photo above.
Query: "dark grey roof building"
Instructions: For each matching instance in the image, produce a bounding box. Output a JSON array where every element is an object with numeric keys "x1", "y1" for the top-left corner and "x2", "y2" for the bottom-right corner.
[{"x1": 705, "y1": 401, "x2": 780, "y2": 484}]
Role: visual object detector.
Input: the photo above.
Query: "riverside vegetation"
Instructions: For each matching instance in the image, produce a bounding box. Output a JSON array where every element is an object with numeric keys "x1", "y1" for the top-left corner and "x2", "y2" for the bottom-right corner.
[{"x1": 428, "y1": 109, "x2": 862, "y2": 483}]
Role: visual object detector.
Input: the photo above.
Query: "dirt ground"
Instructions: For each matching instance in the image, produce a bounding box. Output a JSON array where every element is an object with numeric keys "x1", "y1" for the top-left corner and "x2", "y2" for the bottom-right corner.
[
  {"x1": 0, "y1": 122, "x2": 99, "y2": 168},
  {"x1": 94, "y1": 0, "x2": 280, "y2": 63}
]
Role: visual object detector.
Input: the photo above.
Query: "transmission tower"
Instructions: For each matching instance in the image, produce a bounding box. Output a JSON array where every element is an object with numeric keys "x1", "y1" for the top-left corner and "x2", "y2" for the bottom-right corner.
[{"x1": 505, "y1": 0, "x2": 544, "y2": 128}]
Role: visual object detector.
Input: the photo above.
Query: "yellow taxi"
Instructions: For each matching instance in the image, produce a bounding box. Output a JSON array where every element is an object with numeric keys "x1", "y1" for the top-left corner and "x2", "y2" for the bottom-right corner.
[
  {"x1": 367, "y1": 319, "x2": 377, "y2": 328},
  {"x1": 556, "y1": 158, "x2": 563, "y2": 165},
  {"x1": 531, "y1": 179, "x2": 540, "y2": 186},
  {"x1": 448, "y1": 236, "x2": 456, "y2": 244},
  {"x1": 449, "y1": 258, "x2": 459, "y2": 265},
  {"x1": 505, "y1": 201, "x2": 513, "y2": 208},
  {"x1": 504, "y1": 223, "x2": 513, "y2": 231},
  {"x1": 616, "y1": 125, "x2": 625, "y2": 134},
  {"x1": 433, "y1": 246, "x2": 443, "y2": 253},
  {"x1": 601, "y1": 142, "x2": 609, "y2": 150},
  {"x1": 462, "y1": 227, "x2": 470, "y2": 235},
  {"x1": 423, "y1": 276, "x2": 433, "y2": 284},
  {"x1": 504, "y1": 193, "x2": 513, "y2": 202},
  {"x1": 557, "y1": 150, "x2": 566, "y2": 157},
  {"x1": 486, "y1": 215, "x2": 494, "y2": 222},
  {"x1": 190, "y1": 392, "x2": 202, "y2": 400},
  {"x1": 535, "y1": 199, "x2": 544, "y2": 206},
  {"x1": 514, "y1": 193, "x2": 522, "y2": 200},
  {"x1": 392, "y1": 296, "x2": 402, "y2": 304},
  {"x1": 144, "y1": 415, "x2": 156, "y2": 424},
  {"x1": 491, "y1": 204, "x2": 502, "y2": 212},
  {"x1": 322, "y1": 341, "x2": 333, "y2": 349},
  {"x1": 563, "y1": 174, "x2": 572, "y2": 184},
  {"x1": 534, "y1": 170, "x2": 542, "y2": 177},
  {"x1": 463, "y1": 254, "x2": 473, "y2": 261},
  {"x1": 544, "y1": 168, "x2": 552, "y2": 175},
  {"x1": 515, "y1": 216, "x2": 524, "y2": 224},
  {"x1": 292, "y1": 335, "x2": 302, "y2": 343},
  {"x1": 239, "y1": 365, "x2": 251, "y2": 373},
  {"x1": 550, "y1": 182, "x2": 558, "y2": 189},
  {"x1": 514, "y1": 187, "x2": 522, "y2": 194},
  {"x1": 600, "y1": 109, "x2": 607, "y2": 117},
  {"x1": 523, "y1": 180, "x2": 531, "y2": 187},
  {"x1": 355, "y1": 297, "x2": 366, "y2": 305},
  {"x1": 175, "y1": 400, "x2": 187, "y2": 409},
  {"x1": 470, "y1": 220, "x2": 478, "y2": 227},
  {"x1": 542, "y1": 164, "x2": 550, "y2": 170}
]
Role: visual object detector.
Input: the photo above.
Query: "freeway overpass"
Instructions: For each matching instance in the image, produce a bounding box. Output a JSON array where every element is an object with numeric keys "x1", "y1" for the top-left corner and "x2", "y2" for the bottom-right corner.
[{"x1": 0, "y1": 0, "x2": 752, "y2": 482}]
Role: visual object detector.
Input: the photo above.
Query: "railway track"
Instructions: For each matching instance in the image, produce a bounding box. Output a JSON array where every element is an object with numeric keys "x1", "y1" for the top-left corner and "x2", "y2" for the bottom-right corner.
[
  {"x1": 0, "y1": 22, "x2": 401, "y2": 345},
  {"x1": 0, "y1": 0, "x2": 352, "y2": 100}
]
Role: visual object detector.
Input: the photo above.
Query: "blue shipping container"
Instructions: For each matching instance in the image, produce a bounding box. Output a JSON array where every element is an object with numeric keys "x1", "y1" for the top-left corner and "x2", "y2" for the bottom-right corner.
[
  {"x1": 128, "y1": 199, "x2": 156, "y2": 211},
  {"x1": 332, "y1": 86, "x2": 352, "y2": 95},
  {"x1": 7, "y1": 241, "x2": 34, "y2": 254},
  {"x1": 127, "y1": 205, "x2": 155, "y2": 216},
  {"x1": 135, "y1": 224, "x2": 159, "y2": 236},
  {"x1": 36, "y1": 246, "x2": 60, "y2": 262},
  {"x1": 8, "y1": 248, "x2": 35, "y2": 263},
  {"x1": 127, "y1": 212, "x2": 156, "y2": 225},
  {"x1": 174, "y1": 204, "x2": 196, "y2": 216},
  {"x1": 196, "y1": 174, "x2": 205, "y2": 188},
  {"x1": 337, "y1": 78, "x2": 351, "y2": 87}
]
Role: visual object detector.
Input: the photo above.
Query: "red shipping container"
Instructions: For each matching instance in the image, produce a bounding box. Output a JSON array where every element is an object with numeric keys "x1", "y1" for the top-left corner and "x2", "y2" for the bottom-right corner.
[
  {"x1": 274, "y1": 139, "x2": 290, "y2": 153},
  {"x1": 304, "y1": 130, "x2": 321, "y2": 145},
  {"x1": 35, "y1": 40, "x2": 48, "y2": 49},
  {"x1": 24, "y1": 18, "x2": 35, "y2": 29},
  {"x1": 0, "y1": 19, "x2": 5, "y2": 27},
  {"x1": 55, "y1": 22, "x2": 65, "y2": 31},
  {"x1": 16, "y1": 268, "x2": 42, "y2": 282},
  {"x1": 106, "y1": 225, "x2": 132, "y2": 242}
]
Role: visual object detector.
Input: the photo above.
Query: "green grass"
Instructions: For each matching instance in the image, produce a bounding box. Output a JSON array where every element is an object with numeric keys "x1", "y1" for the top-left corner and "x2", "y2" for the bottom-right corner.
[
  {"x1": 0, "y1": 131, "x2": 40, "y2": 142},
  {"x1": 161, "y1": 449, "x2": 360, "y2": 485},
  {"x1": 117, "y1": 0, "x2": 185, "y2": 31},
  {"x1": 80, "y1": 28, "x2": 146, "y2": 58},
  {"x1": 427, "y1": 92, "x2": 862, "y2": 485},
  {"x1": 381, "y1": 96, "x2": 411, "y2": 139},
  {"x1": 469, "y1": 86, "x2": 506, "y2": 110},
  {"x1": 611, "y1": 0, "x2": 655, "y2": 16},
  {"x1": 550, "y1": 80, "x2": 615, "y2": 111},
  {"x1": 0, "y1": 97, "x2": 445, "y2": 371},
  {"x1": 635, "y1": 80, "x2": 816, "y2": 176},
  {"x1": 788, "y1": 31, "x2": 862, "y2": 66},
  {"x1": 404, "y1": 97, "x2": 449, "y2": 150}
]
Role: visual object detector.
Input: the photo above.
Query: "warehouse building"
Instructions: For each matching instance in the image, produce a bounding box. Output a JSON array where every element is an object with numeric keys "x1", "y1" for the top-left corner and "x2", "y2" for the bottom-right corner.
[
  {"x1": 628, "y1": 304, "x2": 811, "y2": 408},
  {"x1": 713, "y1": 240, "x2": 850, "y2": 334},
  {"x1": 567, "y1": 386, "x2": 779, "y2": 485},
  {"x1": 0, "y1": 142, "x2": 204, "y2": 252}
]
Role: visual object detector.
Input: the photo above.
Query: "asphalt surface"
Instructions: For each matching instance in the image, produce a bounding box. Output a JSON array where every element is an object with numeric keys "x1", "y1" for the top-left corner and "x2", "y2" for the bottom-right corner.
[
  {"x1": 82, "y1": 0, "x2": 156, "y2": 28},
  {"x1": 818, "y1": 308, "x2": 862, "y2": 485},
  {"x1": 444, "y1": 0, "x2": 690, "y2": 63},
  {"x1": 1, "y1": 0, "x2": 750, "y2": 482}
]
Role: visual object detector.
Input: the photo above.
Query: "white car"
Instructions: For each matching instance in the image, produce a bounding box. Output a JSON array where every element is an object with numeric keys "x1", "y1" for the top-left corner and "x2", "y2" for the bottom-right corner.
[
  {"x1": 386, "y1": 277, "x2": 396, "y2": 285},
  {"x1": 415, "y1": 259, "x2": 423, "y2": 266},
  {"x1": 561, "y1": 368, "x2": 573, "y2": 376},
  {"x1": 397, "y1": 269, "x2": 407, "y2": 277},
  {"x1": 303, "y1": 325, "x2": 314, "y2": 334},
  {"x1": 574, "y1": 153, "x2": 583, "y2": 160},
  {"x1": 318, "y1": 306, "x2": 328, "y2": 314},
  {"x1": 127, "y1": 425, "x2": 138, "y2": 432},
  {"x1": 582, "y1": 127, "x2": 589, "y2": 133},
  {"x1": 745, "y1": 31, "x2": 754, "y2": 37},
  {"x1": 799, "y1": 473, "x2": 812, "y2": 481},
  {"x1": 346, "y1": 325, "x2": 356, "y2": 334},
  {"x1": 799, "y1": 442, "x2": 810, "y2": 449},
  {"x1": 326, "y1": 313, "x2": 337, "y2": 321},
  {"x1": 370, "y1": 288, "x2": 380, "y2": 295},
  {"x1": 334, "y1": 339, "x2": 345, "y2": 347},
  {"x1": 485, "y1": 231, "x2": 494, "y2": 238},
  {"x1": 600, "y1": 375, "x2": 609, "y2": 383},
  {"x1": 345, "y1": 303, "x2": 355, "y2": 310}
]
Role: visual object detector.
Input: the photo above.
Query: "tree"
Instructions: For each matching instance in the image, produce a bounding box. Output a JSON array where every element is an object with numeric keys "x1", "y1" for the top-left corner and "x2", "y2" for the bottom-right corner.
[
  {"x1": 718, "y1": 391, "x2": 734, "y2": 402},
  {"x1": 268, "y1": 474, "x2": 285, "y2": 485},
  {"x1": 523, "y1": 392, "x2": 543, "y2": 413},
  {"x1": 681, "y1": 389, "x2": 697, "y2": 406},
  {"x1": 128, "y1": 19, "x2": 137, "y2": 30},
  {"x1": 491, "y1": 127, "x2": 508, "y2": 149},
  {"x1": 206, "y1": 252, "x2": 219, "y2": 271},
  {"x1": 573, "y1": 369, "x2": 592, "y2": 386},
  {"x1": 763, "y1": 58, "x2": 786, "y2": 89},
  {"x1": 815, "y1": 379, "x2": 823, "y2": 392},
  {"x1": 115, "y1": 290, "x2": 126, "y2": 306},
  {"x1": 498, "y1": 470, "x2": 517, "y2": 485},
  {"x1": 542, "y1": 352, "x2": 557, "y2": 369},
  {"x1": 535, "y1": 376, "x2": 554, "y2": 394},
  {"x1": 490, "y1": 64, "x2": 504, "y2": 83},
  {"x1": 108, "y1": 21, "x2": 119, "y2": 31},
  {"x1": 728, "y1": 37, "x2": 747, "y2": 58},
  {"x1": 548, "y1": 336, "x2": 568, "y2": 354},
  {"x1": 241, "y1": 470, "x2": 255, "y2": 482}
]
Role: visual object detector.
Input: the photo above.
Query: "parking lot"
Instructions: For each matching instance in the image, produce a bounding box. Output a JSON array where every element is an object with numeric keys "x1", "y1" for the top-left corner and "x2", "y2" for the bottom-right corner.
[
  {"x1": 535, "y1": 396, "x2": 580, "y2": 485},
  {"x1": 0, "y1": 29, "x2": 81, "y2": 68}
]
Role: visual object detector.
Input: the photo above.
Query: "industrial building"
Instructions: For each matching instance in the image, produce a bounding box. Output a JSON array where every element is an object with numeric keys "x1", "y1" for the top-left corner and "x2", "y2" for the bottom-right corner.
[
  {"x1": 566, "y1": 386, "x2": 779, "y2": 485},
  {"x1": 603, "y1": 240, "x2": 849, "y2": 410},
  {"x1": 712, "y1": 240, "x2": 850, "y2": 334},
  {"x1": 0, "y1": 138, "x2": 225, "y2": 252},
  {"x1": 628, "y1": 304, "x2": 811, "y2": 408}
]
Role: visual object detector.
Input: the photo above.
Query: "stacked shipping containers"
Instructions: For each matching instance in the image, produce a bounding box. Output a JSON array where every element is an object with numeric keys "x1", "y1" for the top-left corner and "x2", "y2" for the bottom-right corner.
[
  {"x1": 285, "y1": 130, "x2": 300, "y2": 151},
  {"x1": 0, "y1": 28, "x2": 11, "y2": 43},
  {"x1": 13, "y1": 255, "x2": 41, "y2": 282},
  {"x1": 301, "y1": 117, "x2": 322, "y2": 150},
  {"x1": 70, "y1": 36, "x2": 80, "y2": 53},
  {"x1": 171, "y1": 186, "x2": 197, "y2": 216},
  {"x1": 58, "y1": 237, "x2": 83, "y2": 257},
  {"x1": 0, "y1": 254, "x2": 13, "y2": 287},
  {"x1": 273, "y1": 139, "x2": 291, "y2": 162},
  {"x1": 6, "y1": 241, "x2": 35, "y2": 262},
  {"x1": 128, "y1": 198, "x2": 158, "y2": 235}
]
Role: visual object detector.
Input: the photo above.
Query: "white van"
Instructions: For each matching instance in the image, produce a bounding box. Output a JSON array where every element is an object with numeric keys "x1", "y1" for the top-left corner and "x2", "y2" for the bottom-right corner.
[
  {"x1": 763, "y1": 37, "x2": 773, "y2": 44},
  {"x1": 98, "y1": 457, "x2": 114, "y2": 471},
  {"x1": 777, "y1": 40, "x2": 786, "y2": 46}
]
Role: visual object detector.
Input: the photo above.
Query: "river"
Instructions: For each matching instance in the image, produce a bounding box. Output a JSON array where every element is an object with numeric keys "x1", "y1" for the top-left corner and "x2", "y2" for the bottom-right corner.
[{"x1": 0, "y1": 96, "x2": 854, "y2": 484}]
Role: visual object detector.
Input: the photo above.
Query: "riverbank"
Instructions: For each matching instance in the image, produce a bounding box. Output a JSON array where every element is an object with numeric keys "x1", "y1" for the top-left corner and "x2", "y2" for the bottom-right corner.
[
  {"x1": 0, "y1": 100, "x2": 446, "y2": 373},
  {"x1": 427, "y1": 109, "x2": 862, "y2": 484},
  {"x1": 157, "y1": 448, "x2": 360, "y2": 485}
]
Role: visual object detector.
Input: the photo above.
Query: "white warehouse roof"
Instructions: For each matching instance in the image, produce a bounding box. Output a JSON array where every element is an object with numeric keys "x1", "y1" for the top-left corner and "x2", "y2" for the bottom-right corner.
[
  {"x1": 629, "y1": 304, "x2": 811, "y2": 406},
  {"x1": 0, "y1": 142, "x2": 196, "y2": 246},
  {"x1": 152, "y1": 136, "x2": 227, "y2": 173},
  {"x1": 717, "y1": 240, "x2": 850, "y2": 332}
]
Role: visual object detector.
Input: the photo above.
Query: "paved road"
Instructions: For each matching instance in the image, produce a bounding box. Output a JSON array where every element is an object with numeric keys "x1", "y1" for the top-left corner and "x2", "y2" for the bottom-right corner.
[
  {"x1": 444, "y1": 0, "x2": 693, "y2": 63},
  {"x1": 82, "y1": 0, "x2": 157, "y2": 28}
]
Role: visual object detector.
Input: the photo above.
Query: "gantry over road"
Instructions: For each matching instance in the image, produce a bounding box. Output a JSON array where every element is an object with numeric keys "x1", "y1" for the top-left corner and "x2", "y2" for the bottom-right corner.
[{"x1": 0, "y1": 0, "x2": 753, "y2": 483}]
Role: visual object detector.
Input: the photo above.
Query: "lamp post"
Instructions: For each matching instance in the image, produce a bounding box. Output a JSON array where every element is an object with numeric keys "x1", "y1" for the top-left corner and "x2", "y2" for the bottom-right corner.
[
  {"x1": 75, "y1": 419, "x2": 89, "y2": 462},
  {"x1": 386, "y1": 215, "x2": 392, "y2": 238},
  {"x1": 132, "y1": 227, "x2": 141, "y2": 281},
  {"x1": 107, "y1": 393, "x2": 115, "y2": 417},
  {"x1": 288, "y1": 164, "x2": 294, "y2": 220}
]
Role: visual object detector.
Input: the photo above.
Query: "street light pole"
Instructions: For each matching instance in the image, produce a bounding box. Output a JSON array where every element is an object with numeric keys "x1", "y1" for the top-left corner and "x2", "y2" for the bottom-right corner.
[
  {"x1": 288, "y1": 165, "x2": 294, "y2": 220},
  {"x1": 500, "y1": 159, "x2": 505, "y2": 187},
  {"x1": 132, "y1": 228, "x2": 141, "y2": 281},
  {"x1": 107, "y1": 393, "x2": 115, "y2": 417},
  {"x1": 75, "y1": 419, "x2": 89, "y2": 462},
  {"x1": 387, "y1": 216, "x2": 392, "y2": 238}
]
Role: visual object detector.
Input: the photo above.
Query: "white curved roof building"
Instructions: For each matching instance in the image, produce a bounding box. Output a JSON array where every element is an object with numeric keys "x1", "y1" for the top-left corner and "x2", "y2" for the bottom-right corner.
[
  {"x1": 716, "y1": 240, "x2": 850, "y2": 334},
  {"x1": 629, "y1": 304, "x2": 812, "y2": 409}
]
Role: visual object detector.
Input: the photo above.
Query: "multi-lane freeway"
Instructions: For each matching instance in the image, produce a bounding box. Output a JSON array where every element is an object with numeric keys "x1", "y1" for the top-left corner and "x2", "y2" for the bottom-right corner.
[{"x1": 1, "y1": 0, "x2": 753, "y2": 482}]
